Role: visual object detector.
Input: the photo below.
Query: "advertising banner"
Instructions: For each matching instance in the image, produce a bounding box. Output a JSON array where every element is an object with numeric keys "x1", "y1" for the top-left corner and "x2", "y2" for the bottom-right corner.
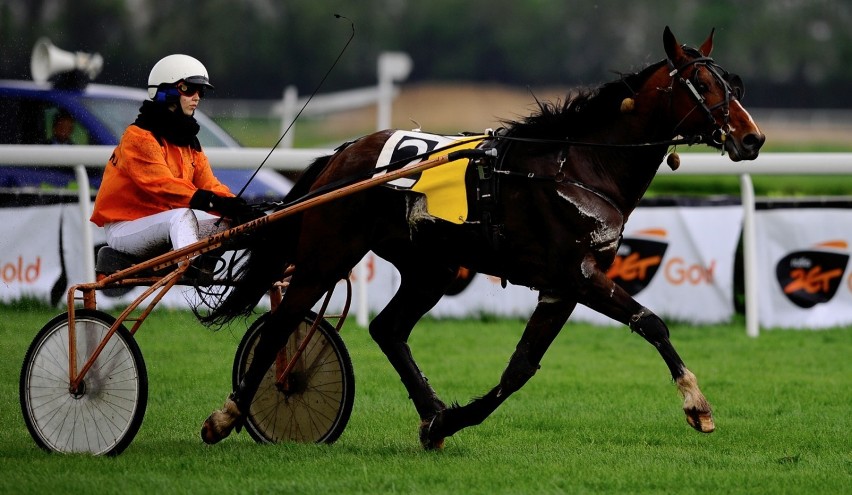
[
  {"x1": 754, "y1": 203, "x2": 852, "y2": 329},
  {"x1": 0, "y1": 204, "x2": 66, "y2": 303},
  {"x1": 340, "y1": 199, "x2": 743, "y2": 324},
  {"x1": 1, "y1": 199, "x2": 743, "y2": 327},
  {"x1": 0, "y1": 204, "x2": 227, "y2": 310}
]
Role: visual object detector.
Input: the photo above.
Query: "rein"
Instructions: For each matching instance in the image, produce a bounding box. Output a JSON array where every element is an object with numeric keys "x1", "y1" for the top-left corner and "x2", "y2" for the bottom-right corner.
[{"x1": 489, "y1": 132, "x2": 707, "y2": 149}]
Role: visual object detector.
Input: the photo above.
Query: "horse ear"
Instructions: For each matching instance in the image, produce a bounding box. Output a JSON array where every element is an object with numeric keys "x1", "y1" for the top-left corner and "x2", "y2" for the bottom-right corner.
[
  {"x1": 663, "y1": 26, "x2": 682, "y2": 61},
  {"x1": 699, "y1": 28, "x2": 715, "y2": 56}
]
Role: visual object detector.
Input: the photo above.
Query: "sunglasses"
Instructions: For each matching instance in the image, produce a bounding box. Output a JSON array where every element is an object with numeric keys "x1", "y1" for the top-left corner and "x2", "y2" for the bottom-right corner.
[{"x1": 176, "y1": 81, "x2": 206, "y2": 98}]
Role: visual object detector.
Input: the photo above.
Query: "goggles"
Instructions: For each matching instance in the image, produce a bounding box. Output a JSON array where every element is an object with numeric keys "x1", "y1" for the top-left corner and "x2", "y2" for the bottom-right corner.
[{"x1": 176, "y1": 81, "x2": 206, "y2": 98}]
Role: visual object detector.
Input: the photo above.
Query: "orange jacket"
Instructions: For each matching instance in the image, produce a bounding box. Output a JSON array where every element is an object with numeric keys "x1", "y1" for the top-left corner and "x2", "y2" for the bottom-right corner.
[{"x1": 90, "y1": 125, "x2": 233, "y2": 226}]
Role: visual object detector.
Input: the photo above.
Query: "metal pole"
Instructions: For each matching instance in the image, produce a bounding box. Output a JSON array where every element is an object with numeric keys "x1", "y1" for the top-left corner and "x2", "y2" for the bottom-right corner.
[
  {"x1": 74, "y1": 164, "x2": 96, "y2": 282},
  {"x1": 355, "y1": 257, "x2": 369, "y2": 327},
  {"x1": 740, "y1": 173, "x2": 759, "y2": 337},
  {"x1": 280, "y1": 85, "x2": 297, "y2": 148}
]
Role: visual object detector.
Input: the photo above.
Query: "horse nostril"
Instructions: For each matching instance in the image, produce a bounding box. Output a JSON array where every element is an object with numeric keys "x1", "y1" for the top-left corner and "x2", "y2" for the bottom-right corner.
[{"x1": 743, "y1": 132, "x2": 765, "y2": 151}]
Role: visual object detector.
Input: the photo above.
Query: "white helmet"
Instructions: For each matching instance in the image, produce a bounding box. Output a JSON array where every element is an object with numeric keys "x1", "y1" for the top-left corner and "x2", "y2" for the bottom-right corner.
[{"x1": 146, "y1": 54, "x2": 213, "y2": 100}]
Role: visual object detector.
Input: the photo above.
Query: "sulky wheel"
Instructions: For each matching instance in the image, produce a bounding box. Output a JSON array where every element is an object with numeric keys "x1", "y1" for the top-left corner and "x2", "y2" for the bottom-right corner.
[
  {"x1": 20, "y1": 310, "x2": 148, "y2": 456},
  {"x1": 232, "y1": 311, "x2": 354, "y2": 444}
]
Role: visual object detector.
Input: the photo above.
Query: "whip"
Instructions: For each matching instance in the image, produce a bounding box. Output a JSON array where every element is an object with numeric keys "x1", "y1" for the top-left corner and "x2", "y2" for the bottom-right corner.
[{"x1": 234, "y1": 14, "x2": 355, "y2": 199}]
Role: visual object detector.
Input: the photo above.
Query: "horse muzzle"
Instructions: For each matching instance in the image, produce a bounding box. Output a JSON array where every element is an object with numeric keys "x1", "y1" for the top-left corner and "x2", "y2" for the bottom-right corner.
[{"x1": 725, "y1": 129, "x2": 765, "y2": 162}]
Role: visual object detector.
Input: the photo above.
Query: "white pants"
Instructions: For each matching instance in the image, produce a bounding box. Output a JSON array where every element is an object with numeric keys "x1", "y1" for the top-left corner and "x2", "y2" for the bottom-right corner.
[{"x1": 104, "y1": 208, "x2": 228, "y2": 258}]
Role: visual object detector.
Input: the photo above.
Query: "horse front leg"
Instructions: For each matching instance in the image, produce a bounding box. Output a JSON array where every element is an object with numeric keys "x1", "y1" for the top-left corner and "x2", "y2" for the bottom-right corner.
[
  {"x1": 579, "y1": 256, "x2": 715, "y2": 433},
  {"x1": 421, "y1": 291, "x2": 576, "y2": 449},
  {"x1": 368, "y1": 263, "x2": 458, "y2": 443}
]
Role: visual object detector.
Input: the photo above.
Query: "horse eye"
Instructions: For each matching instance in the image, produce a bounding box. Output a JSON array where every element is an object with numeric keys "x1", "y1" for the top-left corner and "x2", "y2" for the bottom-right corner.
[
  {"x1": 692, "y1": 79, "x2": 709, "y2": 93},
  {"x1": 691, "y1": 72, "x2": 709, "y2": 93}
]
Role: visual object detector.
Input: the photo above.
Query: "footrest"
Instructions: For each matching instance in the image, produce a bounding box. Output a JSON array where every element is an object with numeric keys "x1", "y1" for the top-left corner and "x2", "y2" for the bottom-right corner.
[
  {"x1": 95, "y1": 246, "x2": 148, "y2": 275},
  {"x1": 95, "y1": 246, "x2": 220, "y2": 287}
]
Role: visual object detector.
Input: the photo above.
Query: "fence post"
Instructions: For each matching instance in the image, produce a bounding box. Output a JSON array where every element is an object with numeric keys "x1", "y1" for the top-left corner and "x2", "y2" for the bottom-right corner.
[
  {"x1": 75, "y1": 164, "x2": 96, "y2": 283},
  {"x1": 740, "y1": 173, "x2": 759, "y2": 337},
  {"x1": 280, "y1": 85, "x2": 298, "y2": 148},
  {"x1": 377, "y1": 52, "x2": 412, "y2": 131}
]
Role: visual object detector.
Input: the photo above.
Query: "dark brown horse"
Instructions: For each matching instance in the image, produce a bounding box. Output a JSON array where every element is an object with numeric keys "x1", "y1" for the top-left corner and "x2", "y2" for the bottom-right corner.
[{"x1": 201, "y1": 27, "x2": 764, "y2": 449}]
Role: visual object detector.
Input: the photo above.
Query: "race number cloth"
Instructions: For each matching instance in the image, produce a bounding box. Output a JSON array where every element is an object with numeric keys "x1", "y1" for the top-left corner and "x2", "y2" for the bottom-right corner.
[
  {"x1": 375, "y1": 131, "x2": 485, "y2": 224},
  {"x1": 571, "y1": 199, "x2": 743, "y2": 325},
  {"x1": 754, "y1": 201, "x2": 852, "y2": 329}
]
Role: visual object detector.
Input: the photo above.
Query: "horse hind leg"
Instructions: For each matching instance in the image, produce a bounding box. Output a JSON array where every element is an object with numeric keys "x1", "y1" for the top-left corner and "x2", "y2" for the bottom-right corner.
[
  {"x1": 421, "y1": 292, "x2": 575, "y2": 449},
  {"x1": 201, "y1": 392, "x2": 243, "y2": 444},
  {"x1": 202, "y1": 255, "x2": 362, "y2": 444},
  {"x1": 368, "y1": 261, "x2": 460, "y2": 448}
]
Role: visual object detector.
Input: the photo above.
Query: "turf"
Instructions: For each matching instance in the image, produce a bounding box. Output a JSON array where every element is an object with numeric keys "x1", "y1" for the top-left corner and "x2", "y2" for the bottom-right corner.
[{"x1": 2, "y1": 305, "x2": 850, "y2": 494}]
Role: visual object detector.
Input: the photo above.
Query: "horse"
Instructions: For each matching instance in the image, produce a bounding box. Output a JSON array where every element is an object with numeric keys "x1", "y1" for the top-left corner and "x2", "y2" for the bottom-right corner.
[{"x1": 200, "y1": 26, "x2": 765, "y2": 449}]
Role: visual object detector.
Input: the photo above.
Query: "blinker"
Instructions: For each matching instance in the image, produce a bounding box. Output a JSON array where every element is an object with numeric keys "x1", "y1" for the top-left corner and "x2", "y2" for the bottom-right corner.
[{"x1": 725, "y1": 73, "x2": 744, "y2": 100}]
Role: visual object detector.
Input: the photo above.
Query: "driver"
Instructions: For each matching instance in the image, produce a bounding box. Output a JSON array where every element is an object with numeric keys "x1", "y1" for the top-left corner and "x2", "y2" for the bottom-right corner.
[{"x1": 90, "y1": 54, "x2": 258, "y2": 273}]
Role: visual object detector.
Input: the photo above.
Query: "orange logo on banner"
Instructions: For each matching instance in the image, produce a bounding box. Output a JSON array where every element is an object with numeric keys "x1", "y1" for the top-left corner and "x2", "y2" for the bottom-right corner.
[
  {"x1": 607, "y1": 252, "x2": 661, "y2": 281},
  {"x1": 664, "y1": 258, "x2": 716, "y2": 285},
  {"x1": 606, "y1": 228, "x2": 668, "y2": 296},
  {"x1": 784, "y1": 267, "x2": 843, "y2": 294},
  {"x1": 1, "y1": 256, "x2": 42, "y2": 284},
  {"x1": 775, "y1": 239, "x2": 849, "y2": 309}
]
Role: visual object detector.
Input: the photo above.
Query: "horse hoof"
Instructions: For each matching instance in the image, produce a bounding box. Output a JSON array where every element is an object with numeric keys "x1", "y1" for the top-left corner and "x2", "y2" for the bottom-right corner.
[
  {"x1": 685, "y1": 407, "x2": 715, "y2": 433},
  {"x1": 200, "y1": 395, "x2": 243, "y2": 445},
  {"x1": 419, "y1": 417, "x2": 445, "y2": 450}
]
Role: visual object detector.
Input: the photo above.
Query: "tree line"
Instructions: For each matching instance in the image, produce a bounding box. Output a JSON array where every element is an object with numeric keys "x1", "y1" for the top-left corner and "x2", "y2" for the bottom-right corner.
[{"x1": 2, "y1": 0, "x2": 850, "y2": 107}]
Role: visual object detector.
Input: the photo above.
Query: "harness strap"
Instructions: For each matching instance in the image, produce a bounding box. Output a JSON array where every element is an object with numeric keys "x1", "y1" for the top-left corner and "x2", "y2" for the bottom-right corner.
[
  {"x1": 474, "y1": 138, "x2": 507, "y2": 286},
  {"x1": 666, "y1": 54, "x2": 738, "y2": 146},
  {"x1": 492, "y1": 158, "x2": 626, "y2": 249}
]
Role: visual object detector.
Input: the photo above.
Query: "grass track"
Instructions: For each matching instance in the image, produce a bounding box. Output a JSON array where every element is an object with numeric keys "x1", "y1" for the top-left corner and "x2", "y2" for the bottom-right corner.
[{"x1": 2, "y1": 306, "x2": 850, "y2": 494}]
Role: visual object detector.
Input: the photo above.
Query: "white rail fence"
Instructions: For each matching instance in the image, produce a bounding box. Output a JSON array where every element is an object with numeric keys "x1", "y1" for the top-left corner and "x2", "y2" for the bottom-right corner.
[{"x1": 2, "y1": 148, "x2": 851, "y2": 335}]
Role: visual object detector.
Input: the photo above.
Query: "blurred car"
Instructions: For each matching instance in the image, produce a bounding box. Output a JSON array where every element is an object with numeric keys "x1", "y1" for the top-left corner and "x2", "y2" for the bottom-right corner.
[{"x1": 0, "y1": 78, "x2": 293, "y2": 202}]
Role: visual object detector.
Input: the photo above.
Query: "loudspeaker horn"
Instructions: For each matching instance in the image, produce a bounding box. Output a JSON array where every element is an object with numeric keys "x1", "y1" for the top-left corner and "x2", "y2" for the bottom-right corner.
[{"x1": 30, "y1": 37, "x2": 103, "y2": 84}]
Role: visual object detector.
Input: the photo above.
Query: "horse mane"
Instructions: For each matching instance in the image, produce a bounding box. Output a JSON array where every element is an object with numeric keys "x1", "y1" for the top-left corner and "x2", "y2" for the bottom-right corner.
[{"x1": 502, "y1": 59, "x2": 667, "y2": 140}]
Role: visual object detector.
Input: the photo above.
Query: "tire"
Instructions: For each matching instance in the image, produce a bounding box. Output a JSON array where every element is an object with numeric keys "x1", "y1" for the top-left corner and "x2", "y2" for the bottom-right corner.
[
  {"x1": 20, "y1": 310, "x2": 148, "y2": 456},
  {"x1": 232, "y1": 312, "x2": 355, "y2": 444}
]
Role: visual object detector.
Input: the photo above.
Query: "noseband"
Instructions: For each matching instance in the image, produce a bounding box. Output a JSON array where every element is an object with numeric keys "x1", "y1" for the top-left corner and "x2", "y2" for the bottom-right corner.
[{"x1": 665, "y1": 51, "x2": 745, "y2": 148}]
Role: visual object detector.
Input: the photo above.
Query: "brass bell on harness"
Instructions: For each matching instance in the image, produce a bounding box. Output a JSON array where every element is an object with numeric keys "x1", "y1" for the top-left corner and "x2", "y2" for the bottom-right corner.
[{"x1": 620, "y1": 97, "x2": 635, "y2": 113}]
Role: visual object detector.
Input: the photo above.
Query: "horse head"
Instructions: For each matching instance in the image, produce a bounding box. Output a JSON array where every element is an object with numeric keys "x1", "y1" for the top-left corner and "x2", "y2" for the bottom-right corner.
[{"x1": 659, "y1": 26, "x2": 765, "y2": 161}]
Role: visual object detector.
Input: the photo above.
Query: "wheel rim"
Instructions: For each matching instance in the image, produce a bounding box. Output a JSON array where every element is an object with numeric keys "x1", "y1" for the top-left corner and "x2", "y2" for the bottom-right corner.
[
  {"x1": 247, "y1": 322, "x2": 348, "y2": 443},
  {"x1": 23, "y1": 317, "x2": 141, "y2": 455}
]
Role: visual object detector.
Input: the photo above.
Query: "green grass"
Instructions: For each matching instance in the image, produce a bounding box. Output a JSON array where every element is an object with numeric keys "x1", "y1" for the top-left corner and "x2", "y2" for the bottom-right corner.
[
  {"x1": 3, "y1": 305, "x2": 850, "y2": 494},
  {"x1": 647, "y1": 174, "x2": 852, "y2": 197}
]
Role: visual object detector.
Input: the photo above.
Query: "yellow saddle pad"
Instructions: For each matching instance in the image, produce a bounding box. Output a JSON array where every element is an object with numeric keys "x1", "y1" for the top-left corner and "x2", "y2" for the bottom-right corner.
[{"x1": 376, "y1": 131, "x2": 485, "y2": 224}]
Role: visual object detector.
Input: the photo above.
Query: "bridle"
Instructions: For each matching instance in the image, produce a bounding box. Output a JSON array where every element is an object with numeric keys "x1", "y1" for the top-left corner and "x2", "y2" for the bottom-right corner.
[{"x1": 664, "y1": 50, "x2": 745, "y2": 149}]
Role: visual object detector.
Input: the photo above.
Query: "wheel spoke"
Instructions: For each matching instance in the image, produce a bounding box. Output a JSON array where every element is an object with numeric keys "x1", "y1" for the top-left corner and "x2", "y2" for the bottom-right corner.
[
  {"x1": 20, "y1": 311, "x2": 147, "y2": 455},
  {"x1": 237, "y1": 314, "x2": 354, "y2": 444}
]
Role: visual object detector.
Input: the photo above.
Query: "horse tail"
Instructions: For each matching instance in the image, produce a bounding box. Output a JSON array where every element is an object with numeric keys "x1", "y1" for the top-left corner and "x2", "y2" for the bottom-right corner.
[{"x1": 199, "y1": 153, "x2": 334, "y2": 327}]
